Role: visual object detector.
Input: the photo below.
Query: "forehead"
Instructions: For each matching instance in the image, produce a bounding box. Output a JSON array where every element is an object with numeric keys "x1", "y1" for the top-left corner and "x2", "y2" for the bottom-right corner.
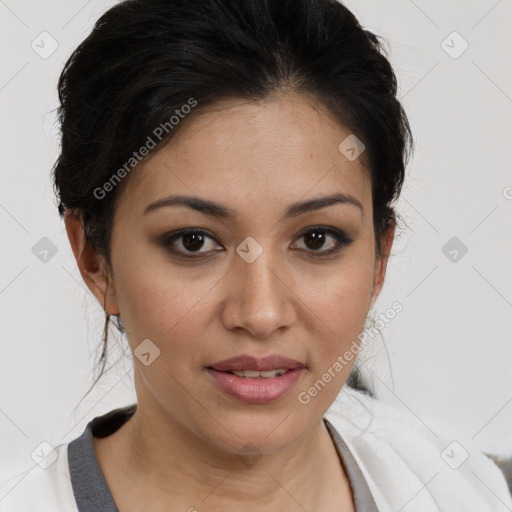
[{"x1": 117, "y1": 92, "x2": 371, "y2": 215}]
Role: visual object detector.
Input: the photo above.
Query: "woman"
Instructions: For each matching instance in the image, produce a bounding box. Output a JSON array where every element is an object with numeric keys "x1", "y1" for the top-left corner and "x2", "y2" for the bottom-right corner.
[{"x1": 1, "y1": 0, "x2": 510, "y2": 510}]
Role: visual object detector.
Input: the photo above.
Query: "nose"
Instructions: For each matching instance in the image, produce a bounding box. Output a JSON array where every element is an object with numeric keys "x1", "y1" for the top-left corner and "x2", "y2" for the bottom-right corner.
[{"x1": 220, "y1": 247, "x2": 297, "y2": 340}]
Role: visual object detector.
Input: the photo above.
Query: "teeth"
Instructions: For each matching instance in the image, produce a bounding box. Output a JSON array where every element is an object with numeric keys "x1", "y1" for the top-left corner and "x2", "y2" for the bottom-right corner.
[{"x1": 230, "y1": 369, "x2": 289, "y2": 378}]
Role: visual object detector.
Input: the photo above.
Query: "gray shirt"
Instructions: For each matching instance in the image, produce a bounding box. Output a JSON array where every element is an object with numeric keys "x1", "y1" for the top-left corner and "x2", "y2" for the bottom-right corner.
[{"x1": 68, "y1": 404, "x2": 379, "y2": 511}]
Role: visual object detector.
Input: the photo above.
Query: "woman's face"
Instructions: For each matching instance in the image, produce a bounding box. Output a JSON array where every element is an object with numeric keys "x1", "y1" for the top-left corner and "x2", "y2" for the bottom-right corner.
[{"x1": 83, "y1": 92, "x2": 392, "y2": 454}]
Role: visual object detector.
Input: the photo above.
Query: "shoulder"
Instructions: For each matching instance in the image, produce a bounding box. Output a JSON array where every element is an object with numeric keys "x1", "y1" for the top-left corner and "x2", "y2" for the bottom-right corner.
[
  {"x1": 324, "y1": 386, "x2": 512, "y2": 512},
  {"x1": 0, "y1": 443, "x2": 78, "y2": 512}
]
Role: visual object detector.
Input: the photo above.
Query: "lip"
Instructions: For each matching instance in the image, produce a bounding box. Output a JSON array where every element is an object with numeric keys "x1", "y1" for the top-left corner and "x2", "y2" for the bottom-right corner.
[
  {"x1": 206, "y1": 367, "x2": 305, "y2": 404},
  {"x1": 206, "y1": 354, "x2": 306, "y2": 404},
  {"x1": 208, "y1": 354, "x2": 305, "y2": 372}
]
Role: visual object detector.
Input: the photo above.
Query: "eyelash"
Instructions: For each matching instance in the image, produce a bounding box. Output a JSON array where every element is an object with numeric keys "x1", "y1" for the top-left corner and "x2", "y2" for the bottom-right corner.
[{"x1": 161, "y1": 226, "x2": 353, "y2": 260}]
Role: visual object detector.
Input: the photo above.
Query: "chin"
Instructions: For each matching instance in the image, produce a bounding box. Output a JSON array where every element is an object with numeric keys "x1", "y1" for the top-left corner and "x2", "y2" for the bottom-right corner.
[{"x1": 193, "y1": 407, "x2": 313, "y2": 457}]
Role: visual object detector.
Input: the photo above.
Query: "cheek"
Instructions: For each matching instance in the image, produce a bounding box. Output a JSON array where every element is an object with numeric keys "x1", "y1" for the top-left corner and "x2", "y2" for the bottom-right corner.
[
  {"x1": 304, "y1": 248, "x2": 374, "y2": 320},
  {"x1": 296, "y1": 253, "x2": 375, "y2": 367},
  {"x1": 113, "y1": 253, "x2": 224, "y2": 363}
]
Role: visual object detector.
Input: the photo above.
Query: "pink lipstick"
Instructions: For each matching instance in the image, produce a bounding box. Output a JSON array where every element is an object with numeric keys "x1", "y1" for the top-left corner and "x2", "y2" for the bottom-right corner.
[{"x1": 206, "y1": 354, "x2": 305, "y2": 404}]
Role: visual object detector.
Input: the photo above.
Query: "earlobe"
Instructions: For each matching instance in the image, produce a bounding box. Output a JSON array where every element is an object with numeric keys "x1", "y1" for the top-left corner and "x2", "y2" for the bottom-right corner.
[{"x1": 64, "y1": 210, "x2": 120, "y2": 315}]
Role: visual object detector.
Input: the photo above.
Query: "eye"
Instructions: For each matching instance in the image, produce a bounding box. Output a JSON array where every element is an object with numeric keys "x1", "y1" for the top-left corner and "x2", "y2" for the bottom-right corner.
[
  {"x1": 161, "y1": 229, "x2": 222, "y2": 258},
  {"x1": 292, "y1": 226, "x2": 353, "y2": 256}
]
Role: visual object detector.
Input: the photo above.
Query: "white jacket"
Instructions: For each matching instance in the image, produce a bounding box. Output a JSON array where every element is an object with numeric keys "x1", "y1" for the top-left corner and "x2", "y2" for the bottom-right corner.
[
  {"x1": 324, "y1": 386, "x2": 512, "y2": 511},
  {"x1": 1, "y1": 386, "x2": 510, "y2": 511}
]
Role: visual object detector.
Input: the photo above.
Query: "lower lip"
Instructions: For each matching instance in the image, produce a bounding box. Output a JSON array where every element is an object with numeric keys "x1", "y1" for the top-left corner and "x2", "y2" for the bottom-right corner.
[{"x1": 206, "y1": 368, "x2": 305, "y2": 404}]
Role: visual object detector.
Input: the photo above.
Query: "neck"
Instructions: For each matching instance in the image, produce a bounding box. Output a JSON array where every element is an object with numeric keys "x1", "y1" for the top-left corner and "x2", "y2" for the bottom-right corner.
[{"x1": 93, "y1": 397, "x2": 353, "y2": 511}]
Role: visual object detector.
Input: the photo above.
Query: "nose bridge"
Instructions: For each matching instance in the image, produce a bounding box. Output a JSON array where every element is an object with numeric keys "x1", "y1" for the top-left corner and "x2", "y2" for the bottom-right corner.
[
  {"x1": 222, "y1": 240, "x2": 296, "y2": 338},
  {"x1": 242, "y1": 251, "x2": 281, "y2": 302}
]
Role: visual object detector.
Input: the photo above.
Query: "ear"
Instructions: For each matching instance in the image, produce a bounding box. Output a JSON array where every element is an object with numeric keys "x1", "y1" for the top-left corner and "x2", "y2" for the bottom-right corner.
[
  {"x1": 64, "y1": 210, "x2": 119, "y2": 315},
  {"x1": 369, "y1": 219, "x2": 395, "y2": 308}
]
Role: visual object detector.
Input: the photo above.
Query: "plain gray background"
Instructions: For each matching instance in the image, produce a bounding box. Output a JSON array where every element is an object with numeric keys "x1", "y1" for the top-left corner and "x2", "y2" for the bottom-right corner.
[{"x1": 1, "y1": 0, "x2": 511, "y2": 484}]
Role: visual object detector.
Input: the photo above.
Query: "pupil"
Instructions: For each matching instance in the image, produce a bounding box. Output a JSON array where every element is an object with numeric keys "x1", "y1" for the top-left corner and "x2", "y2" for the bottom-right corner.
[
  {"x1": 183, "y1": 233, "x2": 204, "y2": 251},
  {"x1": 305, "y1": 231, "x2": 325, "y2": 250}
]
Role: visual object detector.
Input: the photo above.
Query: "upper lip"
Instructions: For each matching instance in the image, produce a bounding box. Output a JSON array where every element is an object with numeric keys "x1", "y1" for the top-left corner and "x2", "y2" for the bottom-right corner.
[{"x1": 208, "y1": 355, "x2": 305, "y2": 372}]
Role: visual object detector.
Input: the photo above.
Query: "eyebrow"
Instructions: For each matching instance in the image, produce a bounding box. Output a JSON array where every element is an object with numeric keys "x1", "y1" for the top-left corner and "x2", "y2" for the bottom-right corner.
[{"x1": 143, "y1": 192, "x2": 363, "y2": 220}]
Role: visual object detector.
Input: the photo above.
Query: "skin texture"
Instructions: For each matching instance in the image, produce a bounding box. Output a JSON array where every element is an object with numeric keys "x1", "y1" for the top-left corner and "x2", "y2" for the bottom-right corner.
[{"x1": 65, "y1": 91, "x2": 394, "y2": 511}]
